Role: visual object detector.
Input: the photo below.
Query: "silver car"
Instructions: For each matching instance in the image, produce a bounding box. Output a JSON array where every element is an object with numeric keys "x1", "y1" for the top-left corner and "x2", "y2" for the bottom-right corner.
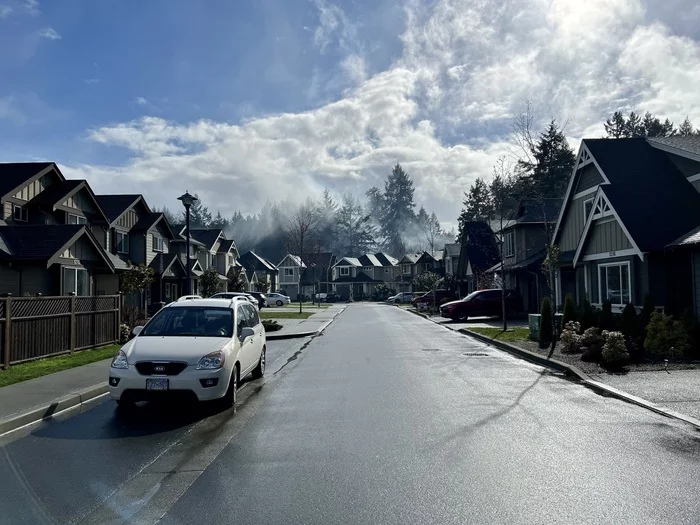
[{"x1": 266, "y1": 292, "x2": 291, "y2": 306}]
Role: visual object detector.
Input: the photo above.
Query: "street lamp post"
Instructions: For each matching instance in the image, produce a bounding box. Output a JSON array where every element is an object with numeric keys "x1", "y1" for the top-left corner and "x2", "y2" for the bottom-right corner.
[{"x1": 178, "y1": 191, "x2": 198, "y2": 296}]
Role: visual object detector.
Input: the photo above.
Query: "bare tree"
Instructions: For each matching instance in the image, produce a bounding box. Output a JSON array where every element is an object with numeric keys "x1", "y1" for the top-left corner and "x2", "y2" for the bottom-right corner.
[
  {"x1": 420, "y1": 211, "x2": 442, "y2": 255},
  {"x1": 285, "y1": 198, "x2": 320, "y2": 313},
  {"x1": 509, "y1": 99, "x2": 537, "y2": 168}
]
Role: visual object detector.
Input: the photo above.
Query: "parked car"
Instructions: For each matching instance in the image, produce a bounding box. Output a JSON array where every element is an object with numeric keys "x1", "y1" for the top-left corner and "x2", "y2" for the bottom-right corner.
[
  {"x1": 247, "y1": 291, "x2": 268, "y2": 309},
  {"x1": 439, "y1": 289, "x2": 522, "y2": 321},
  {"x1": 266, "y1": 292, "x2": 291, "y2": 306},
  {"x1": 388, "y1": 291, "x2": 413, "y2": 303},
  {"x1": 211, "y1": 292, "x2": 259, "y2": 309},
  {"x1": 109, "y1": 296, "x2": 266, "y2": 409},
  {"x1": 411, "y1": 290, "x2": 455, "y2": 307}
]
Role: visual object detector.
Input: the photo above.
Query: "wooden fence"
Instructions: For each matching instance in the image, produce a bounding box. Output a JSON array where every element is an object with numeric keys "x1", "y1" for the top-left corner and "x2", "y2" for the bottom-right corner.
[{"x1": 0, "y1": 295, "x2": 121, "y2": 368}]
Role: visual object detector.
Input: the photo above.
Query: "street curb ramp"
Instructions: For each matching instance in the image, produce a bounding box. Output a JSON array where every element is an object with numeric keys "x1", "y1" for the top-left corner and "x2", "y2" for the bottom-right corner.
[{"x1": 403, "y1": 306, "x2": 700, "y2": 432}]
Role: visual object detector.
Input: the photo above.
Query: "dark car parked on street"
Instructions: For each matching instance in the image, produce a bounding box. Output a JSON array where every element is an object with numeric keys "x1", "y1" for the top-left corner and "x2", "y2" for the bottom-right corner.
[
  {"x1": 248, "y1": 291, "x2": 268, "y2": 308},
  {"x1": 440, "y1": 289, "x2": 522, "y2": 321}
]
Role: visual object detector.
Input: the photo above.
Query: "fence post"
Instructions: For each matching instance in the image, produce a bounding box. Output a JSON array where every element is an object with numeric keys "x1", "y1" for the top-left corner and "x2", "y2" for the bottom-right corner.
[
  {"x1": 3, "y1": 295, "x2": 11, "y2": 370},
  {"x1": 69, "y1": 293, "x2": 76, "y2": 354}
]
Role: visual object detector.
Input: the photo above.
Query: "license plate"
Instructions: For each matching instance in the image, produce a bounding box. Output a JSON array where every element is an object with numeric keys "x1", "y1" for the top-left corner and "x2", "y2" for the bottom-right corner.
[{"x1": 146, "y1": 378, "x2": 169, "y2": 391}]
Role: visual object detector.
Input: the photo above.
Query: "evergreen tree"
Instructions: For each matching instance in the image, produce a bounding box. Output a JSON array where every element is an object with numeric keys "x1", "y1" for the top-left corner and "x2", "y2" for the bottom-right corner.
[
  {"x1": 677, "y1": 117, "x2": 695, "y2": 137},
  {"x1": 335, "y1": 194, "x2": 377, "y2": 256},
  {"x1": 625, "y1": 111, "x2": 643, "y2": 137},
  {"x1": 600, "y1": 300, "x2": 615, "y2": 331},
  {"x1": 581, "y1": 296, "x2": 595, "y2": 330},
  {"x1": 187, "y1": 194, "x2": 212, "y2": 228},
  {"x1": 604, "y1": 110, "x2": 676, "y2": 138},
  {"x1": 562, "y1": 294, "x2": 577, "y2": 326},
  {"x1": 642, "y1": 112, "x2": 675, "y2": 137},
  {"x1": 524, "y1": 120, "x2": 576, "y2": 198},
  {"x1": 381, "y1": 164, "x2": 416, "y2": 255},
  {"x1": 210, "y1": 211, "x2": 228, "y2": 230},
  {"x1": 457, "y1": 177, "x2": 492, "y2": 241},
  {"x1": 604, "y1": 111, "x2": 628, "y2": 138}
]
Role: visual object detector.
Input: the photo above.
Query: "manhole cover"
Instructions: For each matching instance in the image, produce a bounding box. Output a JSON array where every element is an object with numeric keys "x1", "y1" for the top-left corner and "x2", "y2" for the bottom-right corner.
[
  {"x1": 421, "y1": 348, "x2": 442, "y2": 352},
  {"x1": 462, "y1": 352, "x2": 489, "y2": 357}
]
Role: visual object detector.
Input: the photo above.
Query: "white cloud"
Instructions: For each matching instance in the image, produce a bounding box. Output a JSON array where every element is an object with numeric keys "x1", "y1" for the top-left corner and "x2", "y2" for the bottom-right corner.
[
  {"x1": 0, "y1": 5, "x2": 13, "y2": 18},
  {"x1": 65, "y1": 0, "x2": 700, "y2": 226},
  {"x1": 0, "y1": 0, "x2": 38, "y2": 18},
  {"x1": 38, "y1": 28, "x2": 61, "y2": 40},
  {"x1": 84, "y1": 78, "x2": 100, "y2": 85},
  {"x1": 135, "y1": 97, "x2": 149, "y2": 106}
]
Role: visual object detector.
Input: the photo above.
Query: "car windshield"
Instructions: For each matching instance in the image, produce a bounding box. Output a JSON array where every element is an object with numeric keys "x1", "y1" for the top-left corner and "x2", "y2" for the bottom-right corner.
[
  {"x1": 140, "y1": 306, "x2": 233, "y2": 337},
  {"x1": 462, "y1": 291, "x2": 481, "y2": 301}
]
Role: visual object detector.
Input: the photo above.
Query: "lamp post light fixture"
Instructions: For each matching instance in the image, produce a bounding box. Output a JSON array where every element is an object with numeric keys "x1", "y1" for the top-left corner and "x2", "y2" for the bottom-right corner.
[{"x1": 177, "y1": 191, "x2": 198, "y2": 296}]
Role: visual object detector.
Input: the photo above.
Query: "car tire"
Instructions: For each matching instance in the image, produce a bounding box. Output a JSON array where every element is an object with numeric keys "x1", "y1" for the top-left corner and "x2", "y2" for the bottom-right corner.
[
  {"x1": 116, "y1": 399, "x2": 135, "y2": 410},
  {"x1": 221, "y1": 365, "x2": 238, "y2": 409},
  {"x1": 276, "y1": 300, "x2": 283, "y2": 306},
  {"x1": 252, "y1": 346, "x2": 266, "y2": 379}
]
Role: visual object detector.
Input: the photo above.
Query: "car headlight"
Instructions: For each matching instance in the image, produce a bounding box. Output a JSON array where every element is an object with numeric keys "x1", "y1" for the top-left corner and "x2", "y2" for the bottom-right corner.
[
  {"x1": 197, "y1": 351, "x2": 225, "y2": 370},
  {"x1": 111, "y1": 350, "x2": 129, "y2": 369}
]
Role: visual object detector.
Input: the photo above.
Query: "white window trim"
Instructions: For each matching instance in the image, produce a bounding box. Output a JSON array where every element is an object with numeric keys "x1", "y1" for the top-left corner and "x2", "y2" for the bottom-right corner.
[
  {"x1": 402, "y1": 264, "x2": 411, "y2": 274},
  {"x1": 598, "y1": 261, "x2": 632, "y2": 307},
  {"x1": 504, "y1": 231, "x2": 515, "y2": 258},
  {"x1": 115, "y1": 231, "x2": 129, "y2": 254},
  {"x1": 580, "y1": 248, "x2": 639, "y2": 262},
  {"x1": 340, "y1": 267, "x2": 350, "y2": 276},
  {"x1": 582, "y1": 197, "x2": 594, "y2": 224},
  {"x1": 13, "y1": 205, "x2": 28, "y2": 222},
  {"x1": 62, "y1": 266, "x2": 89, "y2": 295},
  {"x1": 67, "y1": 213, "x2": 87, "y2": 225},
  {"x1": 152, "y1": 235, "x2": 164, "y2": 252}
]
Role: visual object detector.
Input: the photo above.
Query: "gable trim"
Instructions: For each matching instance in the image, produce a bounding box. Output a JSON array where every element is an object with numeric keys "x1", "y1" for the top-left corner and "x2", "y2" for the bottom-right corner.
[
  {"x1": 2, "y1": 163, "x2": 59, "y2": 201},
  {"x1": 572, "y1": 188, "x2": 643, "y2": 267},
  {"x1": 580, "y1": 249, "x2": 639, "y2": 263},
  {"x1": 573, "y1": 186, "x2": 598, "y2": 200},
  {"x1": 687, "y1": 172, "x2": 700, "y2": 183},
  {"x1": 109, "y1": 195, "x2": 150, "y2": 227},
  {"x1": 56, "y1": 181, "x2": 111, "y2": 224},
  {"x1": 553, "y1": 142, "x2": 611, "y2": 244},
  {"x1": 46, "y1": 227, "x2": 115, "y2": 271}
]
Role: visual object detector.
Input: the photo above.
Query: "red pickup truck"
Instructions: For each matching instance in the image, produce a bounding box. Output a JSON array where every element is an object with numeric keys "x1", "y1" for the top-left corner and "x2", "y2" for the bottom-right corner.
[{"x1": 439, "y1": 289, "x2": 522, "y2": 321}]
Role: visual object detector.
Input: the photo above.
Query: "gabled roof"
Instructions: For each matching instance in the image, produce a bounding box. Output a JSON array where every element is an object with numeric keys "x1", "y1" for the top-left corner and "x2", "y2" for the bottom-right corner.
[
  {"x1": 95, "y1": 194, "x2": 148, "y2": 225},
  {"x1": 218, "y1": 239, "x2": 236, "y2": 254},
  {"x1": 28, "y1": 179, "x2": 111, "y2": 224},
  {"x1": 669, "y1": 224, "x2": 700, "y2": 247},
  {"x1": 357, "y1": 253, "x2": 381, "y2": 267},
  {"x1": 333, "y1": 256, "x2": 360, "y2": 267},
  {"x1": 132, "y1": 212, "x2": 176, "y2": 238},
  {"x1": 443, "y1": 243, "x2": 461, "y2": 257},
  {"x1": 374, "y1": 252, "x2": 398, "y2": 266},
  {"x1": 278, "y1": 254, "x2": 306, "y2": 267},
  {"x1": 457, "y1": 221, "x2": 499, "y2": 277},
  {"x1": 239, "y1": 251, "x2": 277, "y2": 272},
  {"x1": 304, "y1": 251, "x2": 335, "y2": 269},
  {"x1": 648, "y1": 136, "x2": 700, "y2": 160},
  {"x1": 584, "y1": 138, "x2": 700, "y2": 252},
  {"x1": 0, "y1": 225, "x2": 114, "y2": 271},
  {"x1": 104, "y1": 251, "x2": 130, "y2": 271},
  {"x1": 416, "y1": 252, "x2": 436, "y2": 264},
  {"x1": 149, "y1": 252, "x2": 187, "y2": 276},
  {"x1": 485, "y1": 249, "x2": 546, "y2": 274},
  {"x1": 189, "y1": 229, "x2": 224, "y2": 250},
  {"x1": 0, "y1": 162, "x2": 56, "y2": 199},
  {"x1": 171, "y1": 223, "x2": 186, "y2": 235},
  {"x1": 432, "y1": 251, "x2": 444, "y2": 261},
  {"x1": 398, "y1": 253, "x2": 421, "y2": 264}
]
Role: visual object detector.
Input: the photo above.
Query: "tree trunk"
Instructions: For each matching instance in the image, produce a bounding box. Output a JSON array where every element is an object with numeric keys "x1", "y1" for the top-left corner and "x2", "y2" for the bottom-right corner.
[{"x1": 501, "y1": 259, "x2": 507, "y2": 331}]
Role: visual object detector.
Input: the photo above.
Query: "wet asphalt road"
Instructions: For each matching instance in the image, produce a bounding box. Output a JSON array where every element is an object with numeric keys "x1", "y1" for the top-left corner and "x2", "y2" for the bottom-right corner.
[{"x1": 3, "y1": 304, "x2": 700, "y2": 524}]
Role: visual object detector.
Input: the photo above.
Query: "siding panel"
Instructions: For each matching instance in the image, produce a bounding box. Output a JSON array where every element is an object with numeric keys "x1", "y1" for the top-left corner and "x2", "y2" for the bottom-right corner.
[
  {"x1": 584, "y1": 219, "x2": 632, "y2": 256},
  {"x1": 558, "y1": 197, "x2": 587, "y2": 253},
  {"x1": 574, "y1": 164, "x2": 604, "y2": 194},
  {"x1": 146, "y1": 234, "x2": 154, "y2": 265},
  {"x1": 694, "y1": 251, "x2": 700, "y2": 320}
]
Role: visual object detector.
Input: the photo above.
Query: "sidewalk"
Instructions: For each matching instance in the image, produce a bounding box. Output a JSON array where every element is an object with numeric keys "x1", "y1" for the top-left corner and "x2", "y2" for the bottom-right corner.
[{"x1": 0, "y1": 304, "x2": 346, "y2": 437}]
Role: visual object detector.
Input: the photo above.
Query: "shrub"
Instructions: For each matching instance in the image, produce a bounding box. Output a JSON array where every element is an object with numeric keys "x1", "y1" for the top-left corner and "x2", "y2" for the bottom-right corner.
[
  {"x1": 119, "y1": 323, "x2": 131, "y2": 343},
  {"x1": 681, "y1": 308, "x2": 700, "y2": 359},
  {"x1": 262, "y1": 319, "x2": 283, "y2": 332},
  {"x1": 644, "y1": 311, "x2": 689, "y2": 359},
  {"x1": 580, "y1": 297, "x2": 595, "y2": 330},
  {"x1": 560, "y1": 321, "x2": 582, "y2": 353},
  {"x1": 580, "y1": 327, "x2": 605, "y2": 362},
  {"x1": 562, "y1": 294, "x2": 577, "y2": 327},
  {"x1": 640, "y1": 294, "x2": 655, "y2": 333},
  {"x1": 620, "y1": 303, "x2": 640, "y2": 338},
  {"x1": 539, "y1": 296, "x2": 553, "y2": 346},
  {"x1": 600, "y1": 300, "x2": 615, "y2": 331},
  {"x1": 602, "y1": 330, "x2": 629, "y2": 367}
]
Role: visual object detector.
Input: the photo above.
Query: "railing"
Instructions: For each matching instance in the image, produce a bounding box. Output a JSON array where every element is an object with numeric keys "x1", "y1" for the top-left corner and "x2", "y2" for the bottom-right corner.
[{"x1": 0, "y1": 294, "x2": 121, "y2": 368}]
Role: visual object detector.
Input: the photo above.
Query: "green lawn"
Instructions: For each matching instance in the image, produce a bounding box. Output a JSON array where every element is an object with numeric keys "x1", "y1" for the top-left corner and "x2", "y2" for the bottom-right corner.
[
  {"x1": 259, "y1": 311, "x2": 315, "y2": 320},
  {"x1": 467, "y1": 327, "x2": 530, "y2": 342},
  {"x1": 0, "y1": 344, "x2": 121, "y2": 388},
  {"x1": 282, "y1": 303, "x2": 330, "y2": 309}
]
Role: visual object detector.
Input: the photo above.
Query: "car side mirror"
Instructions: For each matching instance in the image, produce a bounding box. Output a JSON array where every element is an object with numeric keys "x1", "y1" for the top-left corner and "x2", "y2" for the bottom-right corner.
[
  {"x1": 240, "y1": 327, "x2": 254, "y2": 339},
  {"x1": 132, "y1": 325, "x2": 144, "y2": 337}
]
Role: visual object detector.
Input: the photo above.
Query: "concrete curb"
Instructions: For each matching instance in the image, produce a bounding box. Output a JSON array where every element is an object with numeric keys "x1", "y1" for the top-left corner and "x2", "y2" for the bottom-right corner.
[
  {"x1": 266, "y1": 306, "x2": 345, "y2": 340},
  {"x1": 404, "y1": 306, "x2": 700, "y2": 431},
  {"x1": 0, "y1": 383, "x2": 108, "y2": 436}
]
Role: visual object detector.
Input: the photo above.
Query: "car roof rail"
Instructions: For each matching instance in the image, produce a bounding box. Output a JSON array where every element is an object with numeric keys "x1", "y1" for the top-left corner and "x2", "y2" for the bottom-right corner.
[{"x1": 176, "y1": 295, "x2": 202, "y2": 302}]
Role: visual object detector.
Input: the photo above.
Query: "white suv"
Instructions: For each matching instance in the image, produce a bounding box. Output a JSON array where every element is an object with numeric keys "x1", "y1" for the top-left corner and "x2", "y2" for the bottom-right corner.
[{"x1": 108, "y1": 297, "x2": 266, "y2": 409}]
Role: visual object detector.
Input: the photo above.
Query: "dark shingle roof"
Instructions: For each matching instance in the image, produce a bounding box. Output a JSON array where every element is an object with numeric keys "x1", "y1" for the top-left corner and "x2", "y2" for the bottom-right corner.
[
  {"x1": 0, "y1": 162, "x2": 55, "y2": 198},
  {"x1": 669, "y1": 225, "x2": 700, "y2": 247},
  {"x1": 218, "y1": 239, "x2": 235, "y2": 253},
  {"x1": 374, "y1": 252, "x2": 398, "y2": 266},
  {"x1": 28, "y1": 180, "x2": 83, "y2": 207},
  {"x1": 514, "y1": 198, "x2": 563, "y2": 223},
  {"x1": 95, "y1": 195, "x2": 142, "y2": 223},
  {"x1": 239, "y1": 251, "x2": 277, "y2": 272},
  {"x1": 485, "y1": 249, "x2": 546, "y2": 274},
  {"x1": 132, "y1": 212, "x2": 163, "y2": 232},
  {"x1": 444, "y1": 243, "x2": 461, "y2": 257},
  {"x1": 648, "y1": 136, "x2": 700, "y2": 157},
  {"x1": 305, "y1": 252, "x2": 335, "y2": 269},
  {"x1": 357, "y1": 254, "x2": 381, "y2": 267},
  {"x1": 149, "y1": 252, "x2": 186, "y2": 275},
  {"x1": 105, "y1": 251, "x2": 130, "y2": 271},
  {"x1": 189, "y1": 229, "x2": 223, "y2": 249},
  {"x1": 585, "y1": 138, "x2": 700, "y2": 251}
]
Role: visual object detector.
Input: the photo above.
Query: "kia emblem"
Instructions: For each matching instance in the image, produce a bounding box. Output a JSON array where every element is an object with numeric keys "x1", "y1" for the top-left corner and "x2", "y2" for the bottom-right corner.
[{"x1": 154, "y1": 365, "x2": 166, "y2": 373}]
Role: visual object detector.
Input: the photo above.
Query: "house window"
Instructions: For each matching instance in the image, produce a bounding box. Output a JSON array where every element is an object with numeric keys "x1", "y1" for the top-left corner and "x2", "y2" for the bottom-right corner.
[
  {"x1": 152, "y1": 235, "x2": 164, "y2": 252},
  {"x1": 13, "y1": 205, "x2": 28, "y2": 222},
  {"x1": 340, "y1": 267, "x2": 350, "y2": 276},
  {"x1": 115, "y1": 231, "x2": 129, "y2": 254},
  {"x1": 210, "y1": 253, "x2": 216, "y2": 266},
  {"x1": 67, "y1": 213, "x2": 87, "y2": 225},
  {"x1": 598, "y1": 262, "x2": 631, "y2": 306},
  {"x1": 504, "y1": 231, "x2": 515, "y2": 257},
  {"x1": 63, "y1": 267, "x2": 89, "y2": 296},
  {"x1": 284, "y1": 268, "x2": 294, "y2": 277},
  {"x1": 583, "y1": 198, "x2": 594, "y2": 223},
  {"x1": 402, "y1": 264, "x2": 411, "y2": 274}
]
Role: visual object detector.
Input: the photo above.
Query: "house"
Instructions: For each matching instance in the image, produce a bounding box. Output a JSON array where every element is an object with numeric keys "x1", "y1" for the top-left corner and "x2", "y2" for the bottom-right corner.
[
  {"x1": 277, "y1": 254, "x2": 305, "y2": 300},
  {"x1": 443, "y1": 243, "x2": 461, "y2": 276},
  {"x1": 394, "y1": 251, "x2": 443, "y2": 293},
  {"x1": 189, "y1": 229, "x2": 236, "y2": 293},
  {"x1": 483, "y1": 199, "x2": 561, "y2": 313},
  {"x1": 300, "y1": 252, "x2": 336, "y2": 298},
  {"x1": 238, "y1": 251, "x2": 279, "y2": 292},
  {"x1": 455, "y1": 221, "x2": 500, "y2": 297},
  {"x1": 0, "y1": 162, "x2": 115, "y2": 296},
  {"x1": 330, "y1": 253, "x2": 398, "y2": 300},
  {"x1": 95, "y1": 194, "x2": 183, "y2": 305},
  {"x1": 553, "y1": 137, "x2": 700, "y2": 318}
]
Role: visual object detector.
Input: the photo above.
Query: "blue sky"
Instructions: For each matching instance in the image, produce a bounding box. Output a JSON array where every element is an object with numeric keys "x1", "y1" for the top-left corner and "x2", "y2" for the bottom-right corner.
[{"x1": 2, "y1": 0, "x2": 700, "y2": 227}]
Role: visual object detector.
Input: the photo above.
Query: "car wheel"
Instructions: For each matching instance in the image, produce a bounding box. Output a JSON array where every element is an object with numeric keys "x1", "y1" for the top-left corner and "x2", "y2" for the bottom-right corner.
[
  {"x1": 115, "y1": 399, "x2": 135, "y2": 410},
  {"x1": 276, "y1": 300, "x2": 283, "y2": 306},
  {"x1": 221, "y1": 365, "x2": 238, "y2": 409},
  {"x1": 252, "y1": 346, "x2": 266, "y2": 379}
]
